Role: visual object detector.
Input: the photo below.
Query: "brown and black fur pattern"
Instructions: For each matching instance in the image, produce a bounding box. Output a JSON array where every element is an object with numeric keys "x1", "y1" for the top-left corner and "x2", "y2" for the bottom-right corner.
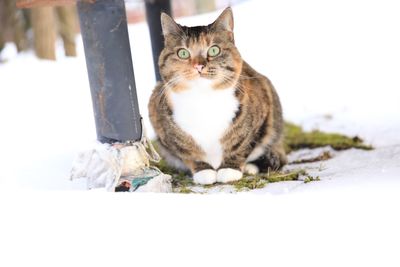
[
  {"x1": 149, "y1": 8, "x2": 286, "y2": 180},
  {"x1": 220, "y1": 61, "x2": 286, "y2": 172}
]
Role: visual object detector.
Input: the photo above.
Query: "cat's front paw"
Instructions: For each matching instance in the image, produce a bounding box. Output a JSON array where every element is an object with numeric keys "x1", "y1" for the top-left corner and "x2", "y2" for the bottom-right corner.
[
  {"x1": 244, "y1": 163, "x2": 260, "y2": 175},
  {"x1": 193, "y1": 169, "x2": 217, "y2": 185},
  {"x1": 216, "y1": 168, "x2": 243, "y2": 183}
]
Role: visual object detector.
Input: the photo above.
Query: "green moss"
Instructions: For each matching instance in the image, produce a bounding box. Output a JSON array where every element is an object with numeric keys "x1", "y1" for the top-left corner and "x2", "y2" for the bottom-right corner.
[
  {"x1": 150, "y1": 122, "x2": 371, "y2": 193},
  {"x1": 155, "y1": 159, "x2": 314, "y2": 193},
  {"x1": 284, "y1": 122, "x2": 373, "y2": 153},
  {"x1": 178, "y1": 187, "x2": 195, "y2": 194},
  {"x1": 230, "y1": 169, "x2": 307, "y2": 191},
  {"x1": 304, "y1": 175, "x2": 320, "y2": 183},
  {"x1": 154, "y1": 151, "x2": 317, "y2": 193},
  {"x1": 231, "y1": 176, "x2": 267, "y2": 191},
  {"x1": 263, "y1": 169, "x2": 307, "y2": 183}
]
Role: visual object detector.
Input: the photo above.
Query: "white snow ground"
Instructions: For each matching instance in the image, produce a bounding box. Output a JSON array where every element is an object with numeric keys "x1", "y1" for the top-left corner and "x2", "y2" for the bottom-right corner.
[{"x1": 0, "y1": 0, "x2": 399, "y2": 266}]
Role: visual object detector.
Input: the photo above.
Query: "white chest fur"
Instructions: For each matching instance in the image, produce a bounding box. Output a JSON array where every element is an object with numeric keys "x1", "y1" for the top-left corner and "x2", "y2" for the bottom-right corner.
[{"x1": 169, "y1": 79, "x2": 239, "y2": 169}]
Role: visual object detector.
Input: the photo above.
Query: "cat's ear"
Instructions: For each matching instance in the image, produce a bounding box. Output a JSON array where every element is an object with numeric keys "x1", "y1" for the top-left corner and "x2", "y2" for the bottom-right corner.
[
  {"x1": 211, "y1": 7, "x2": 234, "y2": 32},
  {"x1": 161, "y1": 13, "x2": 182, "y2": 36}
]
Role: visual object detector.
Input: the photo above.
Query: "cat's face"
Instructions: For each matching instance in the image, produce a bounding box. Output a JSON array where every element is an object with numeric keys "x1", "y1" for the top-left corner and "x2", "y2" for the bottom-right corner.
[{"x1": 159, "y1": 8, "x2": 243, "y2": 91}]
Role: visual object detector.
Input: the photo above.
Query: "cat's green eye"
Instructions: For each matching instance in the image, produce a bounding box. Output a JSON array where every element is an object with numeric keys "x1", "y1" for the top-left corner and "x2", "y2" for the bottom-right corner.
[
  {"x1": 207, "y1": 45, "x2": 221, "y2": 57},
  {"x1": 177, "y1": 48, "x2": 190, "y2": 59}
]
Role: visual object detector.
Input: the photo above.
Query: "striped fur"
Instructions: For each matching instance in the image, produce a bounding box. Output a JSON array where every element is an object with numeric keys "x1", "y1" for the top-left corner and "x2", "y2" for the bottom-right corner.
[{"x1": 148, "y1": 8, "x2": 287, "y2": 183}]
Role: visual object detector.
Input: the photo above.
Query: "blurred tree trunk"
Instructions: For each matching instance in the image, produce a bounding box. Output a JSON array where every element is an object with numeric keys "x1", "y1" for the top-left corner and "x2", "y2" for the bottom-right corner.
[
  {"x1": 0, "y1": 37, "x2": 4, "y2": 55},
  {"x1": 0, "y1": 0, "x2": 28, "y2": 53},
  {"x1": 1, "y1": 1, "x2": 77, "y2": 60},
  {"x1": 30, "y1": 7, "x2": 57, "y2": 60},
  {"x1": 13, "y1": 9, "x2": 29, "y2": 51},
  {"x1": 195, "y1": 0, "x2": 215, "y2": 14},
  {"x1": 56, "y1": 5, "x2": 78, "y2": 57},
  {"x1": 0, "y1": 0, "x2": 6, "y2": 53}
]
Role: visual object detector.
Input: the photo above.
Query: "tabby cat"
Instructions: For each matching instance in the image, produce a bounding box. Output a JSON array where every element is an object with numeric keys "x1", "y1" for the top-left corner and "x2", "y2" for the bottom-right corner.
[{"x1": 148, "y1": 7, "x2": 286, "y2": 185}]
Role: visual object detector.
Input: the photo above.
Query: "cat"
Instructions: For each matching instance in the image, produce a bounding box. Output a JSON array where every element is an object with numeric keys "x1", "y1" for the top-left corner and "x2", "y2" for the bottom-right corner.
[{"x1": 148, "y1": 7, "x2": 287, "y2": 185}]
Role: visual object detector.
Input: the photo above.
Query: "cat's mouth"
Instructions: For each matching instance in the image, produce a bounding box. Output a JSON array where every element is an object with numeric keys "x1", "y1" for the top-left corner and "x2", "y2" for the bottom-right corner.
[
  {"x1": 184, "y1": 68, "x2": 217, "y2": 81},
  {"x1": 189, "y1": 72, "x2": 216, "y2": 80},
  {"x1": 200, "y1": 73, "x2": 215, "y2": 79}
]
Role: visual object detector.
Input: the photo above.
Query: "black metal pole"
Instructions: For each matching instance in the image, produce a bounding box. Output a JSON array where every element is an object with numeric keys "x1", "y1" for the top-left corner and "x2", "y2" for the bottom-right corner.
[
  {"x1": 145, "y1": 0, "x2": 172, "y2": 82},
  {"x1": 77, "y1": 0, "x2": 142, "y2": 143}
]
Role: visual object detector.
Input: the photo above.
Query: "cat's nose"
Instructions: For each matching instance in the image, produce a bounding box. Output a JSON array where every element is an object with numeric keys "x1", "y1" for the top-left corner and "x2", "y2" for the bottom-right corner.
[{"x1": 194, "y1": 64, "x2": 204, "y2": 73}]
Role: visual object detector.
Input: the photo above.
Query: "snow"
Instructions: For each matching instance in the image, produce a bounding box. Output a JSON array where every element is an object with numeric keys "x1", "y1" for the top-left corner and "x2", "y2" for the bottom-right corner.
[{"x1": 0, "y1": 0, "x2": 399, "y2": 266}]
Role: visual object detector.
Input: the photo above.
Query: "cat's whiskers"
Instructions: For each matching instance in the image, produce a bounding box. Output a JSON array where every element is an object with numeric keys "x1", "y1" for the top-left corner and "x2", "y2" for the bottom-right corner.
[
  {"x1": 218, "y1": 73, "x2": 234, "y2": 85},
  {"x1": 238, "y1": 74, "x2": 261, "y2": 80},
  {"x1": 149, "y1": 9, "x2": 286, "y2": 181},
  {"x1": 219, "y1": 73, "x2": 246, "y2": 96},
  {"x1": 158, "y1": 78, "x2": 175, "y2": 97},
  {"x1": 158, "y1": 76, "x2": 183, "y2": 103},
  {"x1": 201, "y1": 72, "x2": 216, "y2": 79},
  {"x1": 235, "y1": 83, "x2": 246, "y2": 96}
]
